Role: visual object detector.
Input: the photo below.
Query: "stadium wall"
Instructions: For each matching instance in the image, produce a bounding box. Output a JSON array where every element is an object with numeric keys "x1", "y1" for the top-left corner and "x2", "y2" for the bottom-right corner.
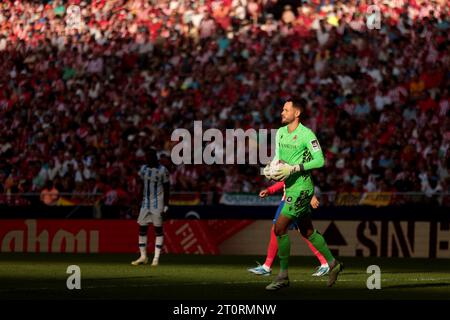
[{"x1": 0, "y1": 217, "x2": 448, "y2": 258}]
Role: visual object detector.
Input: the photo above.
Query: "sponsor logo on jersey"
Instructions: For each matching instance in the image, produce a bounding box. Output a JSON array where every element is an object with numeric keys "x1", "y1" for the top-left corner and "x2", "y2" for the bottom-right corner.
[
  {"x1": 310, "y1": 139, "x2": 321, "y2": 151},
  {"x1": 279, "y1": 143, "x2": 297, "y2": 150}
]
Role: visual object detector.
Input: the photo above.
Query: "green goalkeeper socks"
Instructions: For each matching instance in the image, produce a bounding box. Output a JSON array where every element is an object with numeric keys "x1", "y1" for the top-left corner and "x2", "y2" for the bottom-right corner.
[
  {"x1": 308, "y1": 229, "x2": 335, "y2": 265},
  {"x1": 277, "y1": 233, "x2": 291, "y2": 272}
]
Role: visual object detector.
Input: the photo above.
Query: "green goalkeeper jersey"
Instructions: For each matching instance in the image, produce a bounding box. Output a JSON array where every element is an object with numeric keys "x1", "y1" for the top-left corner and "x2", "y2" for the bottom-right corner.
[{"x1": 274, "y1": 123, "x2": 325, "y2": 191}]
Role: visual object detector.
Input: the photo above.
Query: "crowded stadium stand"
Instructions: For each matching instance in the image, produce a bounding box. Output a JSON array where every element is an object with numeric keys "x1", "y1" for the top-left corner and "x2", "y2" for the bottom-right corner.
[{"x1": 0, "y1": 0, "x2": 448, "y2": 207}]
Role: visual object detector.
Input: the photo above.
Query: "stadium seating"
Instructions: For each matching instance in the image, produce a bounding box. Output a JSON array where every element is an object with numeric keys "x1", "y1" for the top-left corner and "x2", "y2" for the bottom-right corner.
[{"x1": 0, "y1": 0, "x2": 448, "y2": 202}]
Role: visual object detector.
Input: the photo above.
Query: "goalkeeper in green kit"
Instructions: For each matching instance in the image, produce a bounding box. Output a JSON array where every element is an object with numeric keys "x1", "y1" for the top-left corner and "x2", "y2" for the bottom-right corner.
[{"x1": 264, "y1": 98, "x2": 343, "y2": 291}]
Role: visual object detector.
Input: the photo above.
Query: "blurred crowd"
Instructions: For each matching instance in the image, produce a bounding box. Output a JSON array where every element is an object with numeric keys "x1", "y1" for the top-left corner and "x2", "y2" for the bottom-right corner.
[{"x1": 0, "y1": 0, "x2": 449, "y2": 205}]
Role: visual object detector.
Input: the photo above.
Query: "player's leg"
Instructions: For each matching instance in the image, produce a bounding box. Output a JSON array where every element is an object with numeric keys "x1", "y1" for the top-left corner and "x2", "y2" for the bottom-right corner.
[
  {"x1": 297, "y1": 216, "x2": 344, "y2": 286},
  {"x1": 263, "y1": 201, "x2": 285, "y2": 270},
  {"x1": 132, "y1": 225, "x2": 149, "y2": 265},
  {"x1": 132, "y1": 209, "x2": 152, "y2": 265},
  {"x1": 151, "y1": 211, "x2": 164, "y2": 266},
  {"x1": 302, "y1": 236, "x2": 327, "y2": 265},
  {"x1": 263, "y1": 225, "x2": 278, "y2": 269},
  {"x1": 274, "y1": 214, "x2": 291, "y2": 275},
  {"x1": 265, "y1": 213, "x2": 291, "y2": 290},
  {"x1": 249, "y1": 201, "x2": 285, "y2": 276},
  {"x1": 275, "y1": 190, "x2": 312, "y2": 277},
  {"x1": 292, "y1": 220, "x2": 329, "y2": 276},
  {"x1": 248, "y1": 225, "x2": 276, "y2": 275},
  {"x1": 302, "y1": 236, "x2": 329, "y2": 276}
]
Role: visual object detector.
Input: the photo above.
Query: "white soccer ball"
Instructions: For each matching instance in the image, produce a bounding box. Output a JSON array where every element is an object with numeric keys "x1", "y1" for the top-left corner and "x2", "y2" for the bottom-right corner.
[{"x1": 264, "y1": 160, "x2": 285, "y2": 181}]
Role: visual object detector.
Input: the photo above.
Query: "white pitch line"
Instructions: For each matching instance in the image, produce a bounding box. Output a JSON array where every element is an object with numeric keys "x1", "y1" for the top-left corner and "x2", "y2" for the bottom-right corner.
[{"x1": 2, "y1": 278, "x2": 450, "y2": 292}]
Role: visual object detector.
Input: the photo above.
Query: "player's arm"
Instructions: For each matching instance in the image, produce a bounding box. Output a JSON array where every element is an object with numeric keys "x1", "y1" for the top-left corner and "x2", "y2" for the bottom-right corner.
[
  {"x1": 163, "y1": 183, "x2": 170, "y2": 207},
  {"x1": 301, "y1": 130, "x2": 325, "y2": 171},
  {"x1": 259, "y1": 181, "x2": 285, "y2": 198},
  {"x1": 273, "y1": 130, "x2": 324, "y2": 181},
  {"x1": 162, "y1": 167, "x2": 170, "y2": 212},
  {"x1": 267, "y1": 181, "x2": 284, "y2": 194},
  {"x1": 138, "y1": 165, "x2": 146, "y2": 179},
  {"x1": 310, "y1": 194, "x2": 319, "y2": 209}
]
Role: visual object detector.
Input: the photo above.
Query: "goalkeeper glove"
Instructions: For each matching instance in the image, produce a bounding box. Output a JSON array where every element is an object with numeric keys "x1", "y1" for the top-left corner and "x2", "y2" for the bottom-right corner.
[
  {"x1": 273, "y1": 163, "x2": 304, "y2": 181},
  {"x1": 263, "y1": 164, "x2": 272, "y2": 180}
]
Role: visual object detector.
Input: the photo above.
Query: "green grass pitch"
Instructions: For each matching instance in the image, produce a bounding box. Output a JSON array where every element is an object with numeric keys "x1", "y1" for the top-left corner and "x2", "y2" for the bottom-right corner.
[{"x1": 1, "y1": 254, "x2": 449, "y2": 300}]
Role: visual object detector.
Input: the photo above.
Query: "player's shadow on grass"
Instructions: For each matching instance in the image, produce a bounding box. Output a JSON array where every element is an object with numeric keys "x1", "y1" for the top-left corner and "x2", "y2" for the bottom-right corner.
[
  {"x1": 87, "y1": 276, "x2": 156, "y2": 281},
  {"x1": 384, "y1": 283, "x2": 450, "y2": 290}
]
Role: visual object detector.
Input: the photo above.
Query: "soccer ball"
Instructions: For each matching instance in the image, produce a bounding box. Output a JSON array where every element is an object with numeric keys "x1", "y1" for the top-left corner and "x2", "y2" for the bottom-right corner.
[{"x1": 264, "y1": 160, "x2": 285, "y2": 181}]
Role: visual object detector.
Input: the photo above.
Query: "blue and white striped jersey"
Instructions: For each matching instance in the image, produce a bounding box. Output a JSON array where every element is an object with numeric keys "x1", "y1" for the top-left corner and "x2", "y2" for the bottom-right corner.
[{"x1": 139, "y1": 164, "x2": 169, "y2": 212}]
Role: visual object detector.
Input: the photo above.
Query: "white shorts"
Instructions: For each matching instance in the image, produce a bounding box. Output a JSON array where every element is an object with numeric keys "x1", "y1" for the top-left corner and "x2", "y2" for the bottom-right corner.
[{"x1": 137, "y1": 208, "x2": 163, "y2": 227}]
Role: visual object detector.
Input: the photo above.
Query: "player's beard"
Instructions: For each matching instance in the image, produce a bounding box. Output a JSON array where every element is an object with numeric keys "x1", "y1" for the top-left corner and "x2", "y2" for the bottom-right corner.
[{"x1": 281, "y1": 115, "x2": 295, "y2": 124}]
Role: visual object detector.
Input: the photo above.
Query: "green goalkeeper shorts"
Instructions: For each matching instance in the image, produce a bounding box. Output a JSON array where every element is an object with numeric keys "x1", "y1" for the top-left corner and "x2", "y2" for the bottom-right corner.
[{"x1": 281, "y1": 189, "x2": 314, "y2": 221}]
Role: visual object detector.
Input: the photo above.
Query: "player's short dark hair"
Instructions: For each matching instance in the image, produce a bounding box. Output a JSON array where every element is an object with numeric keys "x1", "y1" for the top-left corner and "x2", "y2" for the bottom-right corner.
[
  {"x1": 147, "y1": 148, "x2": 158, "y2": 166},
  {"x1": 286, "y1": 97, "x2": 306, "y2": 115}
]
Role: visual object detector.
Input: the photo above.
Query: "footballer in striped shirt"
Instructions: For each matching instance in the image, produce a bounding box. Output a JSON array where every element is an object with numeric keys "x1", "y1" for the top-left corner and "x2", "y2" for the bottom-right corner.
[{"x1": 131, "y1": 149, "x2": 170, "y2": 267}]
